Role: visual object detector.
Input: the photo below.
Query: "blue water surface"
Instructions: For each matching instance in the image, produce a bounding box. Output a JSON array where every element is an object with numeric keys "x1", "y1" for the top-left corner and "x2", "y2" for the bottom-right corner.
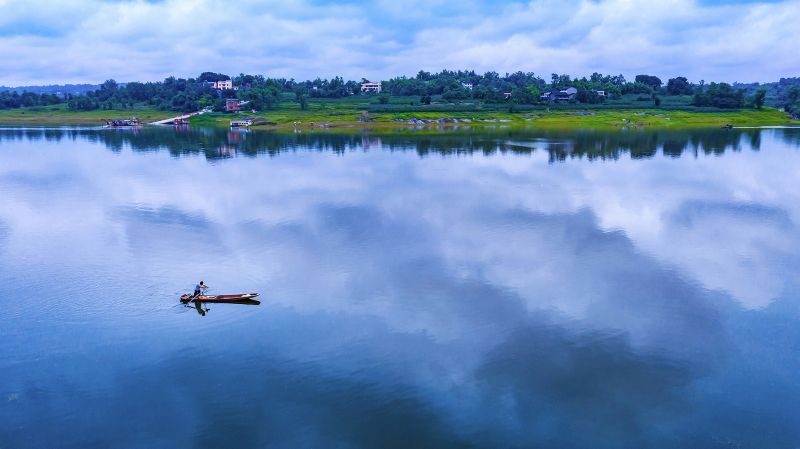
[{"x1": 1, "y1": 126, "x2": 799, "y2": 448}]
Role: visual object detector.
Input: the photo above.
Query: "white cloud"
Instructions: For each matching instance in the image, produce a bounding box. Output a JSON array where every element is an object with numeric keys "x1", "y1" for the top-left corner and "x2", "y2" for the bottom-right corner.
[{"x1": 0, "y1": 0, "x2": 798, "y2": 84}]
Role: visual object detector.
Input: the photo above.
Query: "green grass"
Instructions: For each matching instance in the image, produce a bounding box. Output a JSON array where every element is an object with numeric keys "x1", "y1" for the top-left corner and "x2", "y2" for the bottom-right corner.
[
  {"x1": 192, "y1": 102, "x2": 798, "y2": 130},
  {"x1": 514, "y1": 108, "x2": 796, "y2": 129},
  {"x1": 1, "y1": 97, "x2": 797, "y2": 130},
  {"x1": 0, "y1": 103, "x2": 172, "y2": 125}
]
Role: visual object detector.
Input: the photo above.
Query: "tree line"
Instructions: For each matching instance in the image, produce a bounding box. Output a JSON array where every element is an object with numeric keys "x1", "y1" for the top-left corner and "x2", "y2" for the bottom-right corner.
[
  {"x1": 735, "y1": 77, "x2": 800, "y2": 118},
  {"x1": 0, "y1": 71, "x2": 797, "y2": 113},
  {"x1": 0, "y1": 91, "x2": 62, "y2": 109}
]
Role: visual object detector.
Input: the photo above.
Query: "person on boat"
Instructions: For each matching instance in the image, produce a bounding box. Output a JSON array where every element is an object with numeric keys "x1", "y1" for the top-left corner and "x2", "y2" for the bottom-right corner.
[{"x1": 193, "y1": 281, "x2": 208, "y2": 298}]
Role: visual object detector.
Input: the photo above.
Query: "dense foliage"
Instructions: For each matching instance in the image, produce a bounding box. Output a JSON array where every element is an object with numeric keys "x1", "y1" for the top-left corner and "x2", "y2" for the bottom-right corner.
[
  {"x1": 692, "y1": 82, "x2": 744, "y2": 109},
  {"x1": 735, "y1": 77, "x2": 800, "y2": 114},
  {"x1": 0, "y1": 91, "x2": 62, "y2": 109},
  {"x1": 382, "y1": 71, "x2": 627, "y2": 104},
  {"x1": 1, "y1": 71, "x2": 795, "y2": 113},
  {"x1": 0, "y1": 83, "x2": 98, "y2": 95},
  {"x1": 785, "y1": 86, "x2": 800, "y2": 118},
  {"x1": 634, "y1": 75, "x2": 662, "y2": 90},
  {"x1": 667, "y1": 77, "x2": 693, "y2": 95}
]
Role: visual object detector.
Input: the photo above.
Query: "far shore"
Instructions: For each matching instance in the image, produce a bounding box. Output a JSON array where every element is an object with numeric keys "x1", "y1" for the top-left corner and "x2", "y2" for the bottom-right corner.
[{"x1": 0, "y1": 105, "x2": 797, "y2": 130}]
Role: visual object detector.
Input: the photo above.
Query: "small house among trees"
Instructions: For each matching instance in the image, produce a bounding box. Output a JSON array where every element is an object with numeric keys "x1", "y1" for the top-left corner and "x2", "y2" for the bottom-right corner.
[
  {"x1": 541, "y1": 87, "x2": 578, "y2": 102},
  {"x1": 360, "y1": 82, "x2": 382, "y2": 94}
]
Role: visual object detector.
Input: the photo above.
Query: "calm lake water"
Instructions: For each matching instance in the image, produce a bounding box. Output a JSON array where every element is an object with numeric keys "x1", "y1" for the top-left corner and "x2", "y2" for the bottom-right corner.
[{"x1": 1, "y1": 126, "x2": 799, "y2": 448}]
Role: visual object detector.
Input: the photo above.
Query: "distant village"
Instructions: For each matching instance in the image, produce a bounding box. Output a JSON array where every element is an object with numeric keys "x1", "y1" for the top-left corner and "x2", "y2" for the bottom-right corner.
[
  {"x1": 2, "y1": 70, "x2": 798, "y2": 116},
  {"x1": 195, "y1": 78, "x2": 597, "y2": 114},
  {"x1": 358, "y1": 80, "x2": 602, "y2": 103}
]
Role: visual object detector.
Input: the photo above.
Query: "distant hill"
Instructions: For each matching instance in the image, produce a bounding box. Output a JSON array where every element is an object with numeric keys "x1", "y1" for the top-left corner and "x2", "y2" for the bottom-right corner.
[
  {"x1": 734, "y1": 77, "x2": 800, "y2": 107},
  {"x1": 0, "y1": 84, "x2": 101, "y2": 96}
]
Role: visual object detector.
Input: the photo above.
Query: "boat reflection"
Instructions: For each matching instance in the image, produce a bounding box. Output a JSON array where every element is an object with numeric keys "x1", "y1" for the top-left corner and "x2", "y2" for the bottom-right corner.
[
  {"x1": 186, "y1": 298, "x2": 261, "y2": 316},
  {"x1": 192, "y1": 300, "x2": 207, "y2": 316}
]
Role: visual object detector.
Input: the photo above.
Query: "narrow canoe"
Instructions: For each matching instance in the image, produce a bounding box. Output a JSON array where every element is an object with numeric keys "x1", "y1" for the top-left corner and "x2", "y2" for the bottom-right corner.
[{"x1": 180, "y1": 293, "x2": 260, "y2": 304}]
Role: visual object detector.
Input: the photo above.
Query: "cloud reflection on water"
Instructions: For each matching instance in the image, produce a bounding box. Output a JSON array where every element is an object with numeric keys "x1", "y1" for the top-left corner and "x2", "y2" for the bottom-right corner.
[{"x1": 1, "y1": 127, "x2": 799, "y2": 448}]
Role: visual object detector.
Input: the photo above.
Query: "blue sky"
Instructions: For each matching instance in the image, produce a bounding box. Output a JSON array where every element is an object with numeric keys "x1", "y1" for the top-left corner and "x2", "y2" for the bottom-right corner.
[{"x1": 0, "y1": 0, "x2": 798, "y2": 85}]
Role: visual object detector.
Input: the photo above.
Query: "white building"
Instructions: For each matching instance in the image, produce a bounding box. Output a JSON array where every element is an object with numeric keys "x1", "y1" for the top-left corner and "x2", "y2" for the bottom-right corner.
[
  {"x1": 215, "y1": 80, "x2": 233, "y2": 90},
  {"x1": 360, "y1": 82, "x2": 382, "y2": 94}
]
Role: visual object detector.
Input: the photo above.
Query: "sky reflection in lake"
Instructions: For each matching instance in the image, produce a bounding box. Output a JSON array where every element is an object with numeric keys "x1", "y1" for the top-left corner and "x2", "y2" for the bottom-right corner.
[{"x1": 1, "y1": 127, "x2": 799, "y2": 448}]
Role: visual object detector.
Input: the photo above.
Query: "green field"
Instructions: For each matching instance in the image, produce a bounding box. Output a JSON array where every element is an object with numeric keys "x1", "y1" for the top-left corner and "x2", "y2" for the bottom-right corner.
[
  {"x1": 192, "y1": 101, "x2": 798, "y2": 130},
  {"x1": 1, "y1": 97, "x2": 797, "y2": 130},
  {"x1": 0, "y1": 104, "x2": 172, "y2": 125}
]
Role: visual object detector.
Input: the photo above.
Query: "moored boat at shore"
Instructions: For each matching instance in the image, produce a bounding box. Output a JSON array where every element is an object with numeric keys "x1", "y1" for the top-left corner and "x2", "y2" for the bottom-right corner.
[
  {"x1": 104, "y1": 117, "x2": 141, "y2": 127},
  {"x1": 230, "y1": 119, "x2": 252, "y2": 128},
  {"x1": 102, "y1": 117, "x2": 141, "y2": 127}
]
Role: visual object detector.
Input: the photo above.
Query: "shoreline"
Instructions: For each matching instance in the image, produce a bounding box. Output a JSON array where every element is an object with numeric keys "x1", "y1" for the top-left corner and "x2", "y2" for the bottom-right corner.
[{"x1": 0, "y1": 107, "x2": 797, "y2": 130}]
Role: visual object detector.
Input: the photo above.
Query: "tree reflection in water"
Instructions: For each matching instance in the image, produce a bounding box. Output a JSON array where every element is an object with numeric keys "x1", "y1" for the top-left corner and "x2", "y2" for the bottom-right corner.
[{"x1": 1, "y1": 126, "x2": 797, "y2": 162}]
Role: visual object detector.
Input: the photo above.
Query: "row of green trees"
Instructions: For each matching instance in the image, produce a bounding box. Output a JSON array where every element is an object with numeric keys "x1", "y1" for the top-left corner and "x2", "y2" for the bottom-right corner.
[
  {"x1": 65, "y1": 78, "x2": 221, "y2": 112},
  {"x1": 735, "y1": 77, "x2": 800, "y2": 109},
  {"x1": 2, "y1": 71, "x2": 795, "y2": 113},
  {"x1": 785, "y1": 87, "x2": 800, "y2": 118},
  {"x1": 380, "y1": 71, "x2": 766, "y2": 109},
  {"x1": 62, "y1": 73, "x2": 360, "y2": 113},
  {"x1": 0, "y1": 91, "x2": 63, "y2": 109}
]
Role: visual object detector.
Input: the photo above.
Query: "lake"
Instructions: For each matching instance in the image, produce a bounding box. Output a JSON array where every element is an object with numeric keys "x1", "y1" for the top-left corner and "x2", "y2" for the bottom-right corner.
[{"x1": 1, "y1": 126, "x2": 799, "y2": 448}]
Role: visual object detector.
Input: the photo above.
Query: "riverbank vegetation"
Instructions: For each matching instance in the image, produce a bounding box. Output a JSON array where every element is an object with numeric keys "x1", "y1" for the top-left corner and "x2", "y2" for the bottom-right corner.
[
  {"x1": 189, "y1": 106, "x2": 795, "y2": 130},
  {"x1": 1, "y1": 70, "x2": 798, "y2": 128},
  {"x1": 2, "y1": 71, "x2": 799, "y2": 115},
  {"x1": 0, "y1": 104, "x2": 171, "y2": 125},
  {"x1": 0, "y1": 99, "x2": 796, "y2": 129}
]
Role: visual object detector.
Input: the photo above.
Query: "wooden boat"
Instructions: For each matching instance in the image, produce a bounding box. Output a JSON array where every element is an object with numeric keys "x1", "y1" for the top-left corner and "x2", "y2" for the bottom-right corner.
[
  {"x1": 104, "y1": 117, "x2": 141, "y2": 127},
  {"x1": 230, "y1": 119, "x2": 253, "y2": 128},
  {"x1": 180, "y1": 293, "x2": 260, "y2": 304}
]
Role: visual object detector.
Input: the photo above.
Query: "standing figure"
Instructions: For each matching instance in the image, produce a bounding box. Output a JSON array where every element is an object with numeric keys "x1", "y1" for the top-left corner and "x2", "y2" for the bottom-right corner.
[{"x1": 193, "y1": 281, "x2": 208, "y2": 298}]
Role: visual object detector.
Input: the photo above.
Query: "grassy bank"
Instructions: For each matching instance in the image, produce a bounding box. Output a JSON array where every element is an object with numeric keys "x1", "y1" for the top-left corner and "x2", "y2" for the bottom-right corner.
[
  {"x1": 0, "y1": 99, "x2": 797, "y2": 129},
  {"x1": 191, "y1": 106, "x2": 798, "y2": 130},
  {"x1": 0, "y1": 104, "x2": 172, "y2": 125}
]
